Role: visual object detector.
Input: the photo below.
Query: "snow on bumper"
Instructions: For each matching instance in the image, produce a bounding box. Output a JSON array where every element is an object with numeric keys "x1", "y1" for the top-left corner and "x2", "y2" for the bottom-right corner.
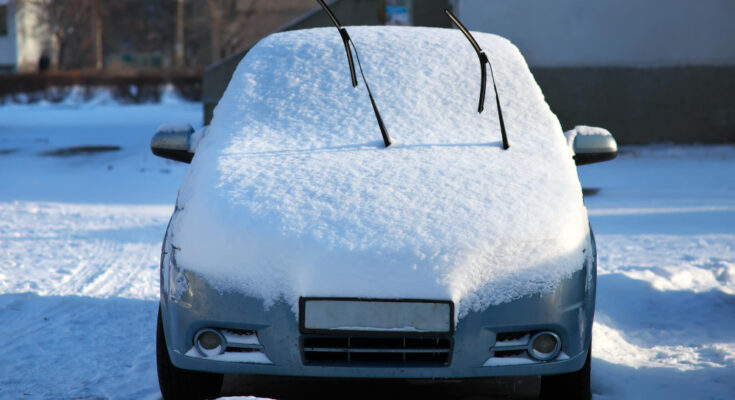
[{"x1": 160, "y1": 263, "x2": 594, "y2": 378}]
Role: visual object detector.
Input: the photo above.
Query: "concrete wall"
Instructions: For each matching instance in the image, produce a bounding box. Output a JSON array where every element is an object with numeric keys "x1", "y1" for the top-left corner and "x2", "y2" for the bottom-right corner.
[
  {"x1": 453, "y1": 0, "x2": 735, "y2": 67},
  {"x1": 453, "y1": 0, "x2": 735, "y2": 144},
  {"x1": 532, "y1": 66, "x2": 735, "y2": 144}
]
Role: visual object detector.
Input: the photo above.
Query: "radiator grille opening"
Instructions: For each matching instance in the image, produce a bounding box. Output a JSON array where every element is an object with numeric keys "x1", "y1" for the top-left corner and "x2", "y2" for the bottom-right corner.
[
  {"x1": 496, "y1": 331, "x2": 529, "y2": 342},
  {"x1": 493, "y1": 349, "x2": 526, "y2": 358},
  {"x1": 302, "y1": 335, "x2": 451, "y2": 366}
]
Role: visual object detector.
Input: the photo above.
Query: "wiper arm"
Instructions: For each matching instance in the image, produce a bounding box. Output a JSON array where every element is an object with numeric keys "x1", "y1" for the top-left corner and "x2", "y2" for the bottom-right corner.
[
  {"x1": 445, "y1": 9, "x2": 509, "y2": 150},
  {"x1": 317, "y1": 0, "x2": 392, "y2": 148}
]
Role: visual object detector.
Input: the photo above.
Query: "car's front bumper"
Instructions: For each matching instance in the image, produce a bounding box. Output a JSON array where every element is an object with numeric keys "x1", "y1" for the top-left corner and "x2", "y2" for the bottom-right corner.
[{"x1": 160, "y1": 257, "x2": 595, "y2": 379}]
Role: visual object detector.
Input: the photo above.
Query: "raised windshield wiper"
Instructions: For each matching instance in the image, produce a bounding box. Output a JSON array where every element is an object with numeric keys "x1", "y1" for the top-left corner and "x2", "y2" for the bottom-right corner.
[
  {"x1": 317, "y1": 0, "x2": 392, "y2": 148},
  {"x1": 445, "y1": 9, "x2": 509, "y2": 150}
]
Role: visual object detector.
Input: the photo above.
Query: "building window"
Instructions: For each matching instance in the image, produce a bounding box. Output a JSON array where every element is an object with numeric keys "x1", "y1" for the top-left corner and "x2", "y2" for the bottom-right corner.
[{"x1": 0, "y1": 5, "x2": 7, "y2": 36}]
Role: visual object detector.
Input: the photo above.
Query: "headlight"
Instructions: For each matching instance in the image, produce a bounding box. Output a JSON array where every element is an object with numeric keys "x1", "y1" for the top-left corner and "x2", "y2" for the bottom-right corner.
[{"x1": 168, "y1": 247, "x2": 190, "y2": 303}]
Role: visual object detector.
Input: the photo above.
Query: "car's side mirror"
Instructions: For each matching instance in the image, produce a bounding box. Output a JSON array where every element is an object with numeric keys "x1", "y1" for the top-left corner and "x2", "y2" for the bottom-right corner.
[
  {"x1": 151, "y1": 124, "x2": 194, "y2": 163},
  {"x1": 565, "y1": 126, "x2": 618, "y2": 166}
]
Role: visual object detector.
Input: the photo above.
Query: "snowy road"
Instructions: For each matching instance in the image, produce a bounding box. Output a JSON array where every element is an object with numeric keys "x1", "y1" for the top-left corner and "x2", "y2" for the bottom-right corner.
[{"x1": 1, "y1": 102, "x2": 733, "y2": 399}]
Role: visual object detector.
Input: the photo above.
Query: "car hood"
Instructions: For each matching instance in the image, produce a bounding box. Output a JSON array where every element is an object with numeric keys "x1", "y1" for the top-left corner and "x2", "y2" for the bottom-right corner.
[{"x1": 172, "y1": 26, "x2": 589, "y2": 318}]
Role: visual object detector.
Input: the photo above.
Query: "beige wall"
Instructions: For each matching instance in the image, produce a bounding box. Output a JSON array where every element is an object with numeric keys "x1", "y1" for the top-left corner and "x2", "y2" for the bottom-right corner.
[{"x1": 15, "y1": 0, "x2": 55, "y2": 72}]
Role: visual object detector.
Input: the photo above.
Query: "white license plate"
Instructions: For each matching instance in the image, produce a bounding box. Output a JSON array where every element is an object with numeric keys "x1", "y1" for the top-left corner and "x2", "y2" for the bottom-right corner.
[{"x1": 300, "y1": 298, "x2": 453, "y2": 333}]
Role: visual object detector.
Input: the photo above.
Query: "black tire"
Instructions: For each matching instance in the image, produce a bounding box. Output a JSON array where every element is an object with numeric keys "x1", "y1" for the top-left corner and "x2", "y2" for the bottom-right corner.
[
  {"x1": 539, "y1": 348, "x2": 591, "y2": 400},
  {"x1": 157, "y1": 307, "x2": 224, "y2": 400}
]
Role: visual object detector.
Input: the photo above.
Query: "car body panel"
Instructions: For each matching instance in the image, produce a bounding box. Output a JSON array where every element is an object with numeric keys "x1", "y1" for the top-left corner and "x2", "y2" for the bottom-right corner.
[{"x1": 159, "y1": 226, "x2": 596, "y2": 378}]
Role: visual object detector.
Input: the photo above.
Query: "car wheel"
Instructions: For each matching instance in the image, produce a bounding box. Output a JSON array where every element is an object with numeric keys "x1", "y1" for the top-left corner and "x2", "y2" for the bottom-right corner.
[
  {"x1": 156, "y1": 306, "x2": 224, "y2": 400},
  {"x1": 538, "y1": 347, "x2": 591, "y2": 400}
]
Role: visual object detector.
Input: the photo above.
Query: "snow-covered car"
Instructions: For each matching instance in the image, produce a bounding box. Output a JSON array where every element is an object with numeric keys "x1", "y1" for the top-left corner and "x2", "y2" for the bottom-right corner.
[{"x1": 150, "y1": 19, "x2": 617, "y2": 400}]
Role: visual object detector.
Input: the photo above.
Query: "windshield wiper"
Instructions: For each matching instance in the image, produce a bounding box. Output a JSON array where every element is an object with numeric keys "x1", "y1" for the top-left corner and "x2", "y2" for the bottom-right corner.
[
  {"x1": 445, "y1": 9, "x2": 509, "y2": 150},
  {"x1": 317, "y1": 0, "x2": 392, "y2": 148}
]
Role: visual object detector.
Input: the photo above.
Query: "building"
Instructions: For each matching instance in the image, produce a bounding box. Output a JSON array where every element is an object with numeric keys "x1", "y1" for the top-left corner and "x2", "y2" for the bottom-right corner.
[{"x1": 0, "y1": 0, "x2": 55, "y2": 73}]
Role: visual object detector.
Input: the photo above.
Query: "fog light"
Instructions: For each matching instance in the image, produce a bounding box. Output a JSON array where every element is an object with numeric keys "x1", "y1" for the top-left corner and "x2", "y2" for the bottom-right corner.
[
  {"x1": 195, "y1": 329, "x2": 226, "y2": 357},
  {"x1": 528, "y1": 331, "x2": 561, "y2": 361}
]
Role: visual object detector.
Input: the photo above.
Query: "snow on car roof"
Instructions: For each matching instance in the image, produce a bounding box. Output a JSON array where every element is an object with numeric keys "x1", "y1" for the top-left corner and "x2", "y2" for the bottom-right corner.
[{"x1": 173, "y1": 26, "x2": 589, "y2": 318}]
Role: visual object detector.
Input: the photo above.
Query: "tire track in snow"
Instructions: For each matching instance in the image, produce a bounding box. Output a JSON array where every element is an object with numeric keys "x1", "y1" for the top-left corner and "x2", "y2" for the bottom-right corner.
[
  {"x1": 0, "y1": 202, "x2": 168, "y2": 399},
  {"x1": 0, "y1": 202, "x2": 170, "y2": 300},
  {"x1": 0, "y1": 101, "x2": 197, "y2": 400}
]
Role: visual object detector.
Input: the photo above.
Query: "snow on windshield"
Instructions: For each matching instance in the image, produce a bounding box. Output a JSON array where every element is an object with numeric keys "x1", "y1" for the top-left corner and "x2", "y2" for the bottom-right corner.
[{"x1": 173, "y1": 26, "x2": 588, "y2": 318}]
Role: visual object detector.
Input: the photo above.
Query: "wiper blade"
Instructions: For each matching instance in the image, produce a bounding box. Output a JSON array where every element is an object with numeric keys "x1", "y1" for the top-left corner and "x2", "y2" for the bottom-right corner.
[
  {"x1": 317, "y1": 0, "x2": 392, "y2": 148},
  {"x1": 445, "y1": 9, "x2": 509, "y2": 150},
  {"x1": 317, "y1": 0, "x2": 357, "y2": 88}
]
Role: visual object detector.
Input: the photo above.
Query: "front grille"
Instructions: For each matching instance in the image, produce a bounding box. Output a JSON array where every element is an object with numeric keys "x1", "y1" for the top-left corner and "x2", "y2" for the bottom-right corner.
[
  {"x1": 493, "y1": 349, "x2": 526, "y2": 358},
  {"x1": 489, "y1": 330, "x2": 533, "y2": 360},
  {"x1": 496, "y1": 331, "x2": 529, "y2": 342},
  {"x1": 302, "y1": 335, "x2": 452, "y2": 366}
]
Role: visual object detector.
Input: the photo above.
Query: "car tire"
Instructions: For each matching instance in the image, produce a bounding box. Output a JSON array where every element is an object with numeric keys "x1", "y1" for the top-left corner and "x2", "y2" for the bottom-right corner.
[
  {"x1": 538, "y1": 347, "x2": 591, "y2": 400},
  {"x1": 156, "y1": 306, "x2": 224, "y2": 400}
]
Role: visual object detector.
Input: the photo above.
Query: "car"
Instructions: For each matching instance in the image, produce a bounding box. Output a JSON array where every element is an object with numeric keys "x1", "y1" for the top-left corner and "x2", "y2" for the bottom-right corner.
[{"x1": 150, "y1": 12, "x2": 617, "y2": 400}]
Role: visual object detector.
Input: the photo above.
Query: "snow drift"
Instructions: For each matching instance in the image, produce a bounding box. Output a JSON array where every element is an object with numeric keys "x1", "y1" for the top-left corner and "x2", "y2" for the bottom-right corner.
[{"x1": 172, "y1": 26, "x2": 588, "y2": 318}]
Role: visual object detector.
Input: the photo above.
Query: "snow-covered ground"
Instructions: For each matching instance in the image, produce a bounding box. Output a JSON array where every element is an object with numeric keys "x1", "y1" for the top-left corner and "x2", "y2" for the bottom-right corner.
[
  {"x1": 579, "y1": 146, "x2": 735, "y2": 400},
  {"x1": 0, "y1": 101, "x2": 733, "y2": 399},
  {"x1": 0, "y1": 100, "x2": 194, "y2": 400}
]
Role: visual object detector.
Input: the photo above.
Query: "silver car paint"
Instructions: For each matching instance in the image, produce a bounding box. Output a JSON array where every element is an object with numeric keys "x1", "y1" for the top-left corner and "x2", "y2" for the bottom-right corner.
[{"x1": 159, "y1": 213, "x2": 596, "y2": 378}]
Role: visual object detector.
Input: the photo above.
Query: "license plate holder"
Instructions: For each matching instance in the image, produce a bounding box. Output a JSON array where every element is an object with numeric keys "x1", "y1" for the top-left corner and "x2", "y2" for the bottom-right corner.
[{"x1": 299, "y1": 297, "x2": 454, "y2": 335}]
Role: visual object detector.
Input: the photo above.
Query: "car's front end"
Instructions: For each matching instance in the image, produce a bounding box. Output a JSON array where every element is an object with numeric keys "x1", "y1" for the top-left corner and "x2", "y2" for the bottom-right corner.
[
  {"x1": 159, "y1": 229, "x2": 596, "y2": 381},
  {"x1": 151, "y1": 22, "x2": 617, "y2": 400}
]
